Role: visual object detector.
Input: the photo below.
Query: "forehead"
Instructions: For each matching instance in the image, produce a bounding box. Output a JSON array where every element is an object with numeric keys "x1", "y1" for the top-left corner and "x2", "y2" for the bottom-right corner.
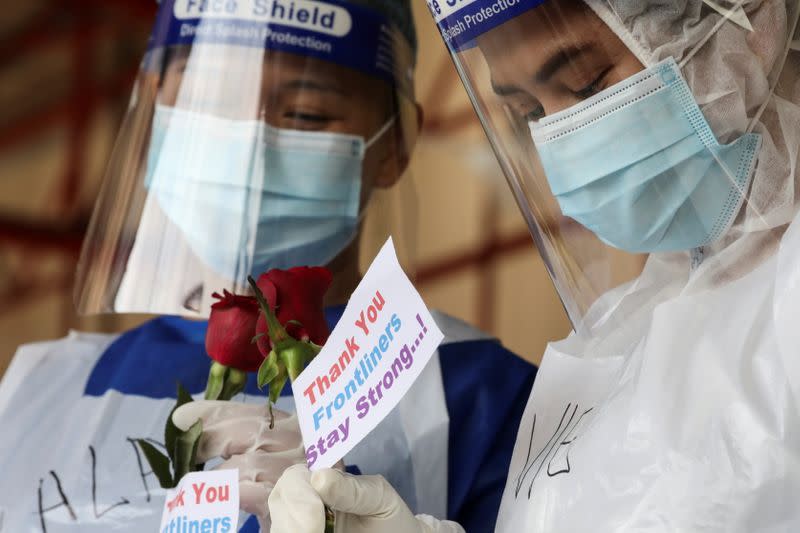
[
  {"x1": 477, "y1": 3, "x2": 605, "y2": 72},
  {"x1": 170, "y1": 47, "x2": 352, "y2": 78},
  {"x1": 165, "y1": 46, "x2": 392, "y2": 97},
  {"x1": 159, "y1": 46, "x2": 396, "y2": 120}
]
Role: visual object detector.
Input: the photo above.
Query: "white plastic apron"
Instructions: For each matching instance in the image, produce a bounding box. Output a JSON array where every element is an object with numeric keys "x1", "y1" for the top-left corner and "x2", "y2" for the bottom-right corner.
[{"x1": 0, "y1": 310, "x2": 483, "y2": 532}]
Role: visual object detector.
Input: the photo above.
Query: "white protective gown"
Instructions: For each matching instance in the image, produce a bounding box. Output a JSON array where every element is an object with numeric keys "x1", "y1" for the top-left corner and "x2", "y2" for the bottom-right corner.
[
  {"x1": 495, "y1": 209, "x2": 800, "y2": 532},
  {"x1": 489, "y1": 1, "x2": 800, "y2": 530}
]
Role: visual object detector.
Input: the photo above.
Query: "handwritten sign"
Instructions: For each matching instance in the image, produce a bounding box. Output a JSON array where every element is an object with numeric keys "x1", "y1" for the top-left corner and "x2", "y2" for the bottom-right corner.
[
  {"x1": 159, "y1": 470, "x2": 239, "y2": 533},
  {"x1": 293, "y1": 238, "x2": 444, "y2": 470}
]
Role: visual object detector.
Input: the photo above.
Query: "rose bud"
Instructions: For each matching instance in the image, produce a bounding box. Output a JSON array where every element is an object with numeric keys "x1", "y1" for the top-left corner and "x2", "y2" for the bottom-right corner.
[
  {"x1": 255, "y1": 267, "x2": 333, "y2": 355},
  {"x1": 206, "y1": 290, "x2": 264, "y2": 372}
]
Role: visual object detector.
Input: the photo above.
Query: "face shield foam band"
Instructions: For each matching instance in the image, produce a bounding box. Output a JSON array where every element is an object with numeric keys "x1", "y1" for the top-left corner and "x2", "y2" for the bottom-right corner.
[
  {"x1": 145, "y1": 0, "x2": 414, "y2": 97},
  {"x1": 429, "y1": 0, "x2": 547, "y2": 53}
]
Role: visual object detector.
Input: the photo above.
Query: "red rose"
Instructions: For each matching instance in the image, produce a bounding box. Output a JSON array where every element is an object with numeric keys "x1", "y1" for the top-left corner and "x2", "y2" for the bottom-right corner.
[
  {"x1": 206, "y1": 290, "x2": 264, "y2": 372},
  {"x1": 255, "y1": 267, "x2": 333, "y2": 355}
]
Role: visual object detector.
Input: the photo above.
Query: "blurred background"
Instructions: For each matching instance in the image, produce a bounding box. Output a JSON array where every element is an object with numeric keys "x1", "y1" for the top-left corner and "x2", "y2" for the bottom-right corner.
[{"x1": 0, "y1": 0, "x2": 571, "y2": 377}]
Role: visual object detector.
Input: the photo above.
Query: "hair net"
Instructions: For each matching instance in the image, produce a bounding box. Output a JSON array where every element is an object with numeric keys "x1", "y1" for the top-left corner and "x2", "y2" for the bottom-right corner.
[
  {"x1": 424, "y1": 0, "x2": 800, "y2": 340},
  {"x1": 584, "y1": 0, "x2": 800, "y2": 290}
]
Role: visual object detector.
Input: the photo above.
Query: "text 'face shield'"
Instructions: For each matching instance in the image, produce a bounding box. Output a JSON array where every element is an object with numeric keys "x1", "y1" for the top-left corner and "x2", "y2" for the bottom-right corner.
[
  {"x1": 428, "y1": 0, "x2": 799, "y2": 337},
  {"x1": 76, "y1": 0, "x2": 419, "y2": 317}
]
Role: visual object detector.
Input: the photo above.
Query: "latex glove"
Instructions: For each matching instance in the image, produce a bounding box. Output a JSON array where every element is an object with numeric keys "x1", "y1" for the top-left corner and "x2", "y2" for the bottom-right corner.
[
  {"x1": 269, "y1": 464, "x2": 465, "y2": 533},
  {"x1": 173, "y1": 401, "x2": 306, "y2": 531}
]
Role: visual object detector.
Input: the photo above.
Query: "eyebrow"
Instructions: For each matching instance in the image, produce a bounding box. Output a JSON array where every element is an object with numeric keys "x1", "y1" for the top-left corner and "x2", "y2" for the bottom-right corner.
[
  {"x1": 536, "y1": 45, "x2": 591, "y2": 83},
  {"x1": 278, "y1": 79, "x2": 347, "y2": 97},
  {"x1": 490, "y1": 44, "x2": 593, "y2": 96}
]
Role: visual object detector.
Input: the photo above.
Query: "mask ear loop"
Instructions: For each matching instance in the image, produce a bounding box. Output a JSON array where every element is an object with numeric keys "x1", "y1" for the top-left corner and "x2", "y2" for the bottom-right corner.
[
  {"x1": 679, "y1": 0, "x2": 799, "y2": 133},
  {"x1": 672, "y1": 0, "x2": 773, "y2": 250},
  {"x1": 679, "y1": 0, "x2": 749, "y2": 69},
  {"x1": 365, "y1": 115, "x2": 397, "y2": 150},
  {"x1": 746, "y1": 4, "x2": 800, "y2": 133}
]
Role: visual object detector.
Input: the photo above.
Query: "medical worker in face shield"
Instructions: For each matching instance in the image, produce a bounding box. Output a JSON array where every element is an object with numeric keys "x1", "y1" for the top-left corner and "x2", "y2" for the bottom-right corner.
[
  {"x1": 267, "y1": 1, "x2": 800, "y2": 532},
  {"x1": 0, "y1": 1, "x2": 536, "y2": 532}
]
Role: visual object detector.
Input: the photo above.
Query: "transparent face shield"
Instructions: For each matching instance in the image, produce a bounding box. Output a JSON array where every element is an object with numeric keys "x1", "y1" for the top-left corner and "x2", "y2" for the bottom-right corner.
[
  {"x1": 75, "y1": 0, "x2": 420, "y2": 316},
  {"x1": 427, "y1": 0, "x2": 800, "y2": 338}
]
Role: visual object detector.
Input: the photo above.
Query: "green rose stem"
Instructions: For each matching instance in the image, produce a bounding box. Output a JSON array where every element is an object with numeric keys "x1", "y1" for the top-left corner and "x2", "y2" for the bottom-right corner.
[
  {"x1": 246, "y1": 276, "x2": 332, "y2": 533},
  {"x1": 204, "y1": 361, "x2": 247, "y2": 401},
  {"x1": 247, "y1": 276, "x2": 322, "y2": 426},
  {"x1": 325, "y1": 508, "x2": 336, "y2": 533}
]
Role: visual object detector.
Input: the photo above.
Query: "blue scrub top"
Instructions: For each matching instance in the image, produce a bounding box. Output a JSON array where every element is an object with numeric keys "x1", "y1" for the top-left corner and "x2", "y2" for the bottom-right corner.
[{"x1": 85, "y1": 308, "x2": 537, "y2": 532}]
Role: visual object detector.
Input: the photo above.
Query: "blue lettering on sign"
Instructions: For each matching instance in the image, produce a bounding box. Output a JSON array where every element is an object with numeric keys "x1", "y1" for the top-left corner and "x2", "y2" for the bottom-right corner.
[
  {"x1": 430, "y1": 0, "x2": 549, "y2": 52},
  {"x1": 145, "y1": 0, "x2": 410, "y2": 91}
]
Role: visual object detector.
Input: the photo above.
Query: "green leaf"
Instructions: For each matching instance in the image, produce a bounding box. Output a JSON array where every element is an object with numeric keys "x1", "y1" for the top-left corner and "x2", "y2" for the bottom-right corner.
[
  {"x1": 268, "y1": 368, "x2": 289, "y2": 406},
  {"x1": 279, "y1": 344, "x2": 308, "y2": 381},
  {"x1": 173, "y1": 419, "x2": 203, "y2": 483},
  {"x1": 204, "y1": 362, "x2": 227, "y2": 401},
  {"x1": 257, "y1": 351, "x2": 280, "y2": 389},
  {"x1": 137, "y1": 440, "x2": 174, "y2": 489},
  {"x1": 165, "y1": 382, "x2": 194, "y2": 465},
  {"x1": 251, "y1": 333, "x2": 265, "y2": 344},
  {"x1": 177, "y1": 382, "x2": 193, "y2": 405},
  {"x1": 307, "y1": 342, "x2": 323, "y2": 357}
]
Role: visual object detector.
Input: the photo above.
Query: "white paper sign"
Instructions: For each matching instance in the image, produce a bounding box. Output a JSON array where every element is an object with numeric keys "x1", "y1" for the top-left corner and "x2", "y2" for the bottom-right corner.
[
  {"x1": 293, "y1": 238, "x2": 444, "y2": 470},
  {"x1": 158, "y1": 470, "x2": 239, "y2": 533}
]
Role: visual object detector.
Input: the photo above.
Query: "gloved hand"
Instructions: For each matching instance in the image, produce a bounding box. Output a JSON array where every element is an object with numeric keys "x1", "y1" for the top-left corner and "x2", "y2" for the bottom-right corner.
[
  {"x1": 268, "y1": 464, "x2": 465, "y2": 533},
  {"x1": 172, "y1": 401, "x2": 306, "y2": 531}
]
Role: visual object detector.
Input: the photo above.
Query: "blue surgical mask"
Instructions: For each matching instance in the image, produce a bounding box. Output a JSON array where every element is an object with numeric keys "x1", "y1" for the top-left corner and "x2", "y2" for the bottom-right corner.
[
  {"x1": 145, "y1": 104, "x2": 394, "y2": 277},
  {"x1": 530, "y1": 57, "x2": 762, "y2": 253}
]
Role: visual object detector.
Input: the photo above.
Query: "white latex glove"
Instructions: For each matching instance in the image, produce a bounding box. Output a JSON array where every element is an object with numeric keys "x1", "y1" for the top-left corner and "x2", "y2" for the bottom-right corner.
[
  {"x1": 269, "y1": 464, "x2": 465, "y2": 533},
  {"x1": 173, "y1": 401, "x2": 306, "y2": 531}
]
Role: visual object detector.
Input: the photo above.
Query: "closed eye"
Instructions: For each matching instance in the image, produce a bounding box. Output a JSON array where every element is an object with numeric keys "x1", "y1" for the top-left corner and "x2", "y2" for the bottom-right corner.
[
  {"x1": 282, "y1": 111, "x2": 333, "y2": 130},
  {"x1": 525, "y1": 105, "x2": 546, "y2": 122},
  {"x1": 573, "y1": 67, "x2": 612, "y2": 100},
  {"x1": 285, "y1": 112, "x2": 330, "y2": 123}
]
